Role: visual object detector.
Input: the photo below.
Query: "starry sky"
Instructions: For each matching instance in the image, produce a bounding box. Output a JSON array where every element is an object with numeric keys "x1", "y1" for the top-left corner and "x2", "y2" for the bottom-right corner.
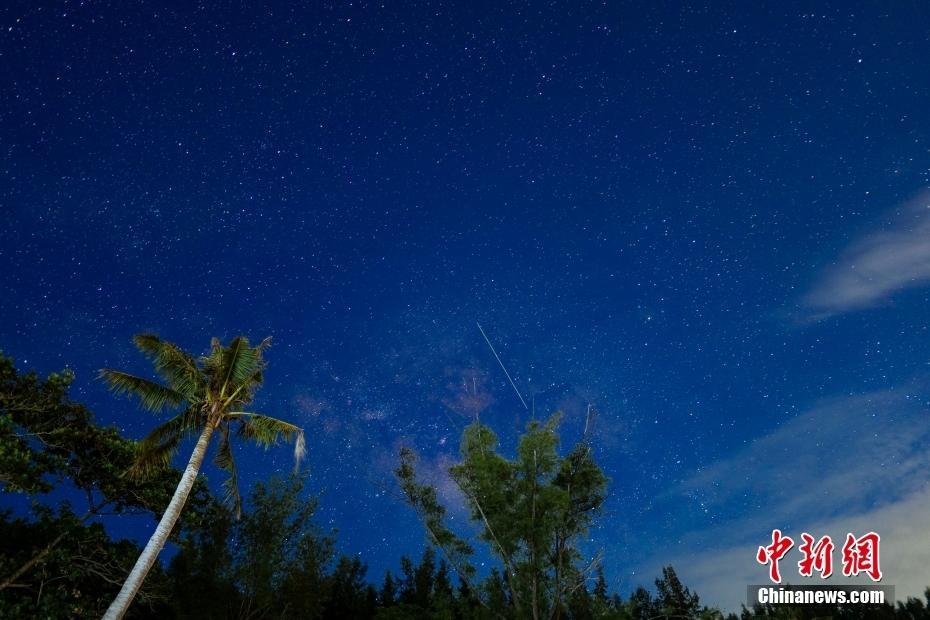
[{"x1": 3, "y1": 1, "x2": 930, "y2": 611}]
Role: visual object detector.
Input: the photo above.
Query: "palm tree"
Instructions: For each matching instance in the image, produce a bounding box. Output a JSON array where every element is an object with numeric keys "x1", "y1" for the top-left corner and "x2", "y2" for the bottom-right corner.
[{"x1": 99, "y1": 334, "x2": 305, "y2": 620}]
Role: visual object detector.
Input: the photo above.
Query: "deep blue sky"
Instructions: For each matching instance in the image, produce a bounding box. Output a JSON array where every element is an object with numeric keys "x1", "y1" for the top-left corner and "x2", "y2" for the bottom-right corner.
[{"x1": 3, "y1": 1, "x2": 930, "y2": 609}]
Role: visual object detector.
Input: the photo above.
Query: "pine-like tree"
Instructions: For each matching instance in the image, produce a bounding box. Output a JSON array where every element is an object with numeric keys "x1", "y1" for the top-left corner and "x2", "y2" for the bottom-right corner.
[
  {"x1": 380, "y1": 570, "x2": 398, "y2": 607},
  {"x1": 396, "y1": 412, "x2": 607, "y2": 619},
  {"x1": 654, "y1": 566, "x2": 700, "y2": 619}
]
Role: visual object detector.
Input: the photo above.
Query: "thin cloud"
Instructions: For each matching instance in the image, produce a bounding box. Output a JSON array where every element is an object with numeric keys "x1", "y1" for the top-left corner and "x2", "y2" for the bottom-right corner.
[
  {"x1": 632, "y1": 385, "x2": 930, "y2": 611},
  {"x1": 671, "y1": 390, "x2": 930, "y2": 524},
  {"x1": 654, "y1": 486, "x2": 930, "y2": 612},
  {"x1": 804, "y1": 191, "x2": 930, "y2": 318}
]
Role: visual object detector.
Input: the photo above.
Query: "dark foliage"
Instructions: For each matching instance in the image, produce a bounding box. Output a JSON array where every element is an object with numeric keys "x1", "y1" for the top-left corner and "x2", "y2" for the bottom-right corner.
[{"x1": 3, "y1": 352, "x2": 930, "y2": 619}]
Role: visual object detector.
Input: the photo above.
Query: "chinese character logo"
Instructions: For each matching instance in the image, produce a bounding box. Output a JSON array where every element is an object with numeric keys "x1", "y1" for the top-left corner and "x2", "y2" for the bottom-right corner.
[
  {"x1": 756, "y1": 529, "x2": 794, "y2": 584},
  {"x1": 798, "y1": 533, "x2": 834, "y2": 579},
  {"x1": 842, "y1": 532, "x2": 882, "y2": 581},
  {"x1": 757, "y1": 530, "x2": 881, "y2": 583}
]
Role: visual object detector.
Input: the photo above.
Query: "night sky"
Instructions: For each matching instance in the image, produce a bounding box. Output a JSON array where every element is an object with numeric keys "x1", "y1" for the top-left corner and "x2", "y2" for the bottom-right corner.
[{"x1": 3, "y1": 1, "x2": 930, "y2": 610}]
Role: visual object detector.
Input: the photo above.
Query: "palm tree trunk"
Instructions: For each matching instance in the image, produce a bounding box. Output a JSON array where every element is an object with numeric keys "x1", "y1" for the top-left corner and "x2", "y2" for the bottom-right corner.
[{"x1": 102, "y1": 422, "x2": 215, "y2": 620}]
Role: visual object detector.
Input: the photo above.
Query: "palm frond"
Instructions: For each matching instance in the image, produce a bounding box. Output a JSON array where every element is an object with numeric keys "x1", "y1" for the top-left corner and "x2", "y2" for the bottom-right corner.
[
  {"x1": 200, "y1": 337, "x2": 225, "y2": 384},
  {"x1": 98, "y1": 369, "x2": 185, "y2": 412},
  {"x1": 128, "y1": 407, "x2": 204, "y2": 479},
  {"x1": 213, "y1": 423, "x2": 242, "y2": 519},
  {"x1": 132, "y1": 333, "x2": 166, "y2": 358},
  {"x1": 233, "y1": 412, "x2": 306, "y2": 471},
  {"x1": 132, "y1": 333, "x2": 204, "y2": 400},
  {"x1": 219, "y1": 336, "x2": 264, "y2": 395},
  {"x1": 293, "y1": 429, "x2": 306, "y2": 472}
]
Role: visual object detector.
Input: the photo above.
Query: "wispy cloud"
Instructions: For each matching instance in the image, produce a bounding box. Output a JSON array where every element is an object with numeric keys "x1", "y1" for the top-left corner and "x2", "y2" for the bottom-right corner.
[
  {"x1": 658, "y1": 487, "x2": 930, "y2": 612},
  {"x1": 631, "y1": 385, "x2": 930, "y2": 611},
  {"x1": 671, "y1": 390, "x2": 930, "y2": 525},
  {"x1": 803, "y1": 191, "x2": 930, "y2": 318}
]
